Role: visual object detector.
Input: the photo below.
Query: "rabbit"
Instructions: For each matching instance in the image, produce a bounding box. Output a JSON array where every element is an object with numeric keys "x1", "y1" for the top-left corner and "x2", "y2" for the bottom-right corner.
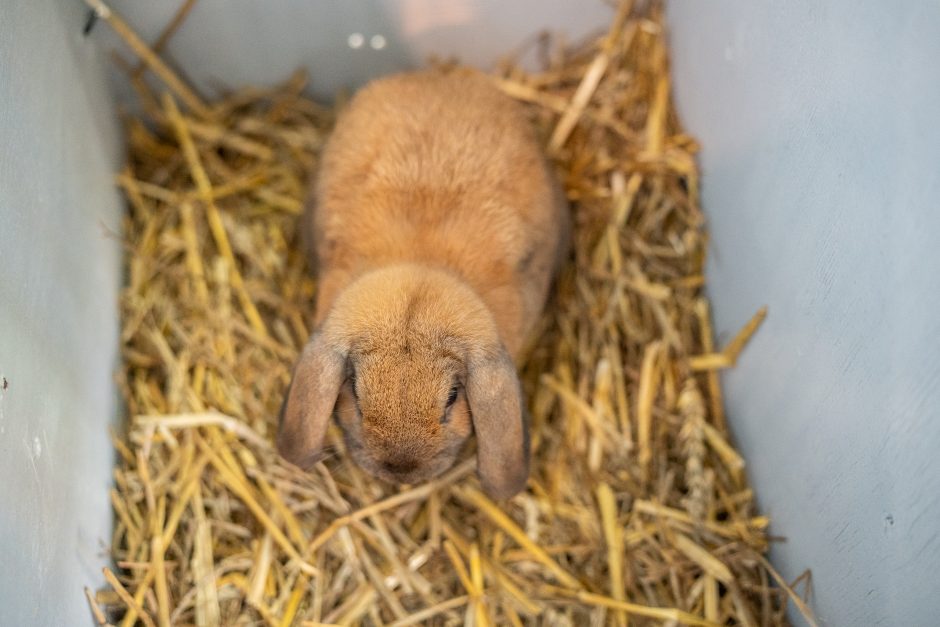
[{"x1": 277, "y1": 67, "x2": 569, "y2": 499}]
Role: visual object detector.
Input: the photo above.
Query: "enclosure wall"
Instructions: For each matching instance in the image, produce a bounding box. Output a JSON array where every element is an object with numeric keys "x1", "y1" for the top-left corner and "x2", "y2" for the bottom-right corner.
[
  {"x1": 666, "y1": 2, "x2": 940, "y2": 625},
  {"x1": 0, "y1": 1, "x2": 124, "y2": 624},
  {"x1": 104, "y1": 0, "x2": 613, "y2": 100}
]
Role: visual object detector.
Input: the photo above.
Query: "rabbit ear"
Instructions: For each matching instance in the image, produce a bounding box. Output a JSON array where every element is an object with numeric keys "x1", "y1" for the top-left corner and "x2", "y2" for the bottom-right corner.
[
  {"x1": 277, "y1": 331, "x2": 346, "y2": 469},
  {"x1": 466, "y1": 347, "x2": 530, "y2": 499}
]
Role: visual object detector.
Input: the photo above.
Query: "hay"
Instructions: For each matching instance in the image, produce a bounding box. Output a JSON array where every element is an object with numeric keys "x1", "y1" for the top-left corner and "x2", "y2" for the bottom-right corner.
[{"x1": 86, "y1": 0, "x2": 816, "y2": 624}]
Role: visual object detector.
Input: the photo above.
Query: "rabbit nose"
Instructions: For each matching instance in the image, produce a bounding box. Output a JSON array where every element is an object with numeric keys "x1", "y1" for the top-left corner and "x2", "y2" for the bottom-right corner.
[{"x1": 382, "y1": 457, "x2": 418, "y2": 475}]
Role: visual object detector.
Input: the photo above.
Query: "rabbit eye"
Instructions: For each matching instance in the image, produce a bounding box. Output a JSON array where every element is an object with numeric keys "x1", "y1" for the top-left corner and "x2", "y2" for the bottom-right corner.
[
  {"x1": 446, "y1": 385, "x2": 459, "y2": 407},
  {"x1": 441, "y1": 384, "x2": 460, "y2": 423},
  {"x1": 348, "y1": 370, "x2": 359, "y2": 400}
]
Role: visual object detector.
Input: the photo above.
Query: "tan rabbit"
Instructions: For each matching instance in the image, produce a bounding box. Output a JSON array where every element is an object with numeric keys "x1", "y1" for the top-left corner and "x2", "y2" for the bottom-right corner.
[{"x1": 277, "y1": 67, "x2": 569, "y2": 499}]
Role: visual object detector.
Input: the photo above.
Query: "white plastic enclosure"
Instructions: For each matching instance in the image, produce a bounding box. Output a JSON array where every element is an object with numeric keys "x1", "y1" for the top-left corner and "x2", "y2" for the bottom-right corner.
[{"x1": 1, "y1": 1, "x2": 938, "y2": 625}]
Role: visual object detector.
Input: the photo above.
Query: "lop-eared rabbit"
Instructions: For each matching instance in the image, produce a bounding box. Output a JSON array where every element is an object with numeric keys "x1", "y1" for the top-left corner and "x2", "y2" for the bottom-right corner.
[{"x1": 277, "y1": 68, "x2": 569, "y2": 499}]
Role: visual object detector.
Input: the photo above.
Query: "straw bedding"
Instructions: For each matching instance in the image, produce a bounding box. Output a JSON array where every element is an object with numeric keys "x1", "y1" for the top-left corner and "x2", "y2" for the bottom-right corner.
[{"x1": 86, "y1": 1, "x2": 814, "y2": 625}]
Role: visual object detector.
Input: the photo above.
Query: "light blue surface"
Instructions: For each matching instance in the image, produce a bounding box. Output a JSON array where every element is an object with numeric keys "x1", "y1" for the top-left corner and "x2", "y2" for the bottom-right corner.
[
  {"x1": 104, "y1": 0, "x2": 613, "y2": 100},
  {"x1": 0, "y1": 1, "x2": 123, "y2": 624},
  {"x1": 667, "y1": 2, "x2": 940, "y2": 625}
]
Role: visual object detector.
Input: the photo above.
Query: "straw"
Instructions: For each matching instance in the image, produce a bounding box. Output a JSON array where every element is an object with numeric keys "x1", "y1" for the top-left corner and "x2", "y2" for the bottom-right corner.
[
  {"x1": 82, "y1": 0, "x2": 211, "y2": 119},
  {"x1": 85, "y1": 586, "x2": 112, "y2": 627},
  {"x1": 90, "y1": 0, "x2": 814, "y2": 624}
]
